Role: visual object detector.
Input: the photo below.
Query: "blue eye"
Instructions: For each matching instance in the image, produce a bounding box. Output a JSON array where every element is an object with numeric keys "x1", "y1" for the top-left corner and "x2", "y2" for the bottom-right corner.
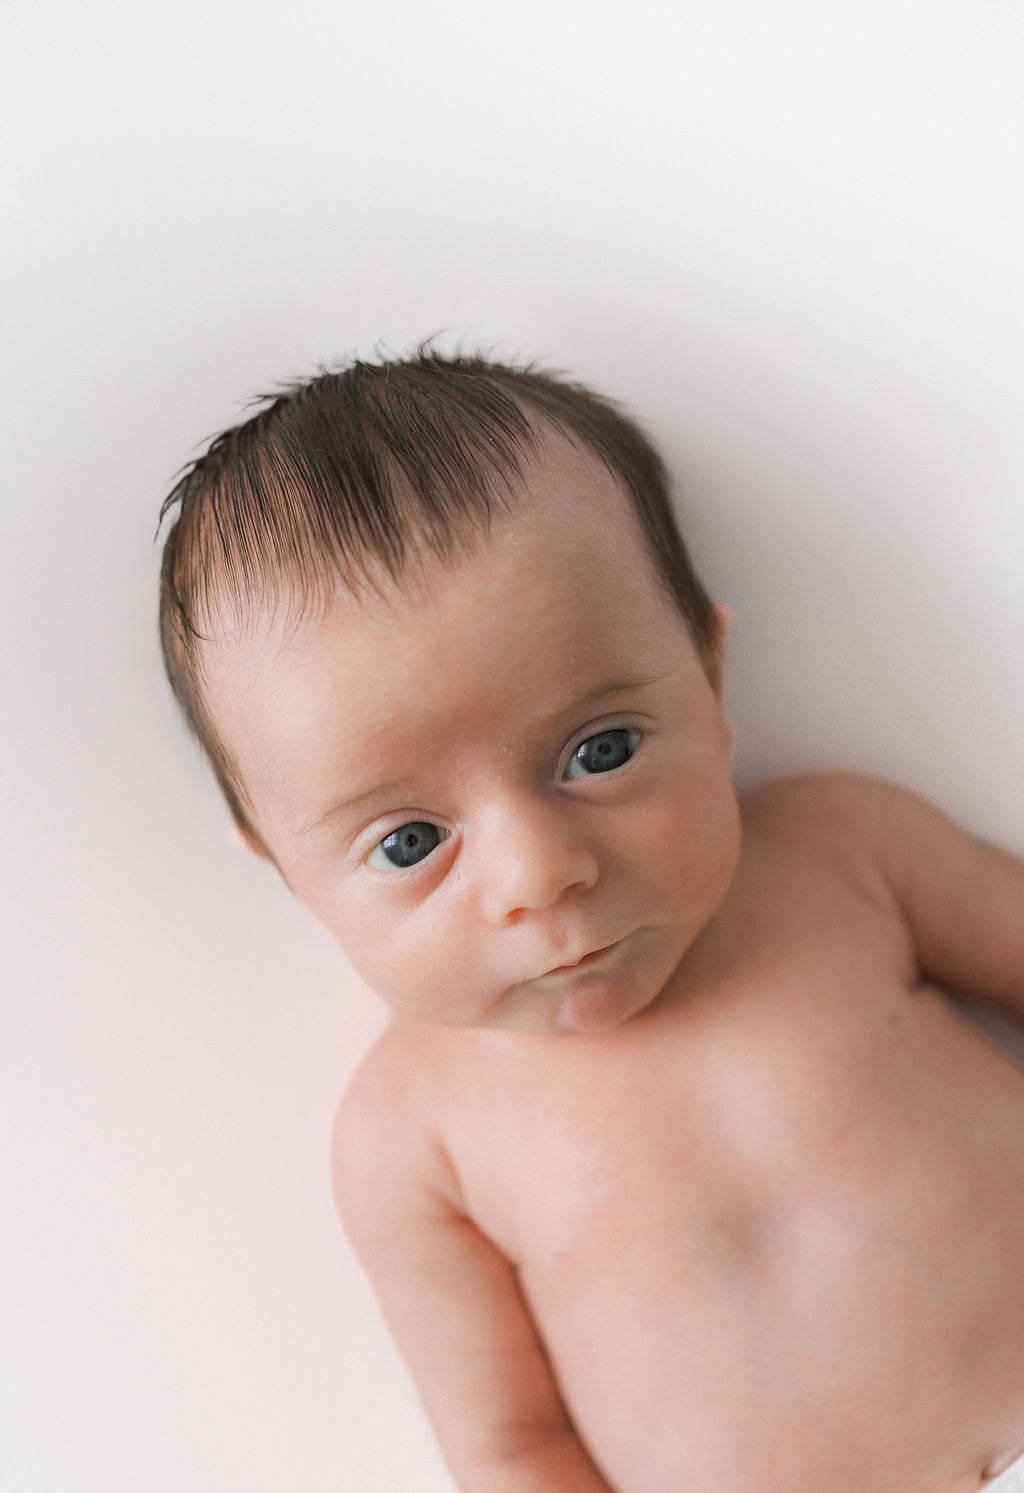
[
  {"x1": 367, "y1": 821, "x2": 448, "y2": 870},
  {"x1": 564, "y1": 728, "x2": 639, "y2": 779}
]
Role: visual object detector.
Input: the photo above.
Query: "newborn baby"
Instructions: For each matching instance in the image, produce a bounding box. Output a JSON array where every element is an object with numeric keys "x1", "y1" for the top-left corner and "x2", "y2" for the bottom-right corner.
[{"x1": 158, "y1": 350, "x2": 1024, "y2": 1492}]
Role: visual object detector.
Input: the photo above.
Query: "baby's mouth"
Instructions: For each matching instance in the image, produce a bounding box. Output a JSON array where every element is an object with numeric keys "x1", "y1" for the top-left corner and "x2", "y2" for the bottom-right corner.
[{"x1": 543, "y1": 939, "x2": 621, "y2": 978}]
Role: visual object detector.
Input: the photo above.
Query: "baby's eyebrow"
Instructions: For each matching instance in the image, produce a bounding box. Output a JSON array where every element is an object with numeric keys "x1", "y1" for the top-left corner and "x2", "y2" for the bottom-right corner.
[
  {"x1": 296, "y1": 777, "x2": 417, "y2": 840},
  {"x1": 571, "y1": 673, "x2": 673, "y2": 709},
  {"x1": 294, "y1": 673, "x2": 674, "y2": 840}
]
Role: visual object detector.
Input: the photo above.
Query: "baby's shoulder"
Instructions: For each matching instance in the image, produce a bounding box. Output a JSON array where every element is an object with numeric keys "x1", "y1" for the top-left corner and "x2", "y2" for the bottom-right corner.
[
  {"x1": 739, "y1": 769, "x2": 918, "y2": 838},
  {"x1": 333, "y1": 1019, "x2": 441, "y2": 1145},
  {"x1": 331, "y1": 1022, "x2": 462, "y2": 1244},
  {"x1": 736, "y1": 770, "x2": 935, "y2": 904}
]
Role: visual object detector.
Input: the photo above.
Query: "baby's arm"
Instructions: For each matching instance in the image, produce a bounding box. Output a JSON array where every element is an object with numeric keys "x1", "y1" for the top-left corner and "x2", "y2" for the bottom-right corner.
[
  {"x1": 332, "y1": 1051, "x2": 615, "y2": 1493},
  {"x1": 756, "y1": 772, "x2": 1024, "y2": 1014},
  {"x1": 868, "y1": 778, "x2": 1024, "y2": 1014}
]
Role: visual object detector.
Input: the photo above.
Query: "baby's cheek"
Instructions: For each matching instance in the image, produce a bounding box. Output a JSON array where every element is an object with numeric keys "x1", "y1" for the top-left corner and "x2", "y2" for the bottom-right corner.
[
  {"x1": 633, "y1": 783, "x2": 703, "y2": 859},
  {"x1": 636, "y1": 779, "x2": 738, "y2": 906},
  {"x1": 351, "y1": 915, "x2": 461, "y2": 1016}
]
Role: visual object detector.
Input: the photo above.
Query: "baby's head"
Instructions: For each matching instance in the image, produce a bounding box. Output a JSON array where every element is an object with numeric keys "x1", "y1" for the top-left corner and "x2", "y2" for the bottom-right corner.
[{"x1": 159, "y1": 350, "x2": 741, "y2": 1034}]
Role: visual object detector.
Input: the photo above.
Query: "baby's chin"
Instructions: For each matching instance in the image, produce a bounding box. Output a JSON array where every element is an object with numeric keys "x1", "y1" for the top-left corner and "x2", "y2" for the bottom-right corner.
[
  {"x1": 551, "y1": 974, "x2": 657, "y2": 1034},
  {"x1": 490, "y1": 930, "x2": 675, "y2": 1037}
]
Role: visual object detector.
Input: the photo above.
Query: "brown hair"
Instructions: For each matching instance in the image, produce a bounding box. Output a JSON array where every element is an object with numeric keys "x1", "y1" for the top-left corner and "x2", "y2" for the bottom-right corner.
[{"x1": 158, "y1": 347, "x2": 715, "y2": 834}]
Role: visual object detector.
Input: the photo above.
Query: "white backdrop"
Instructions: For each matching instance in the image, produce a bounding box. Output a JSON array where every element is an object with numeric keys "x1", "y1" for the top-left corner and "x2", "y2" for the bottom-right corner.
[{"x1": 4, "y1": 2, "x2": 1024, "y2": 1489}]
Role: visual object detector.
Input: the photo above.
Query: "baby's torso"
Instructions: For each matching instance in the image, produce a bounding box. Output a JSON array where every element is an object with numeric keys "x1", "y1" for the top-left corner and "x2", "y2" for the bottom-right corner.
[{"x1": 416, "y1": 792, "x2": 1024, "y2": 1493}]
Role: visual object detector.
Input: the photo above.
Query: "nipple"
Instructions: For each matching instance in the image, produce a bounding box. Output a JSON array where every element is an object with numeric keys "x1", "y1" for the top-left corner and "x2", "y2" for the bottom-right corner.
[{"x1": 981, "y1": 1448, "x2": 1024, "y2": 1482}]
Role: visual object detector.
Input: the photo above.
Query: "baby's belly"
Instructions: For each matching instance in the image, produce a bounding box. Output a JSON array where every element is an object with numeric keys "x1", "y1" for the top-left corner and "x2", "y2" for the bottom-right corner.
[{"x1": 509, "y1": 988, "x2": 1024, "y2": 1493}]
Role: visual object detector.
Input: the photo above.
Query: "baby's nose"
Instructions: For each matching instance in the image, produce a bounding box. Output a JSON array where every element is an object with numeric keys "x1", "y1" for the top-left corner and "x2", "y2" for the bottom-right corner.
[{"x1": 478, "y1": 801, "x2": 599, "y2": 925}]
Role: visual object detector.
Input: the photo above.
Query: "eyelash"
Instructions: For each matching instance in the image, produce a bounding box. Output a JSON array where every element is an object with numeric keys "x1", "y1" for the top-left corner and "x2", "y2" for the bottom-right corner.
[
  {"x1": 362, "y1": 723, "x2": 644, "y2": 874},
  {"x1": 562, "y1": 726, "x2": 641, "y2": 780},
  {"x1": 365, "y1": 822, "x2": 451, "y2": 872}
]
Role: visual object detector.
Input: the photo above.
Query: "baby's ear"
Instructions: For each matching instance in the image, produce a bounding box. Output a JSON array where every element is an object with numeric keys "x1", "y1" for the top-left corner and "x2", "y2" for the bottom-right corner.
[
  {"x1": 711, "y1": 602, "x2": 734, "y2": 646},
  {"x1": 704, "y1": 603, "x2": 734, "y2": 697},
  {"x1": 226, "y1": 819, "x2": 270, "y2": 858}
]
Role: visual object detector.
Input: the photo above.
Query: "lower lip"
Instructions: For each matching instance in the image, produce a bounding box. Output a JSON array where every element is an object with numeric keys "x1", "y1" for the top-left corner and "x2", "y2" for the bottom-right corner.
[{"x1": 555, "y1": 941, "x2": 642, "y2": 1032}]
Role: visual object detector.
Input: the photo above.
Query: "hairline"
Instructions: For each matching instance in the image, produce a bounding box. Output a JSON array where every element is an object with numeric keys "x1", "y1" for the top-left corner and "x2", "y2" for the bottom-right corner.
[
  {"x1": 159, "y1": 357, "x2": 717, "y2": 839},
  {"x1": 194, "y1": 429, "x2": 699, "y2": 841}
]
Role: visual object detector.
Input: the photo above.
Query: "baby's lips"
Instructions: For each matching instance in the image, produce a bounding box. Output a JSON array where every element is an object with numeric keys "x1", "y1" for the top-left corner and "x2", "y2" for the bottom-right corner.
[{"x1": 543, "y1": 938, "x2": 622, "y2": 978}]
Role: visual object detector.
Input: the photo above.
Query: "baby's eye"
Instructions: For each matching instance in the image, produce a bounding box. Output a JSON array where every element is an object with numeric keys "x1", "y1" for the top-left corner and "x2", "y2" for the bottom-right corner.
[
  {"x1": 564, "y1": 728, "x2": 640, "y2": 779},
  {"x1": 366, "y1": 821, "x2": 448, "y2": 871}
]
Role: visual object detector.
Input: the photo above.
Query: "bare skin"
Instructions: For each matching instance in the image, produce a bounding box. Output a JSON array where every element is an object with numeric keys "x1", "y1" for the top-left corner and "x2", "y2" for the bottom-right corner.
[
  {"x1": 205, "y1": 436, "x2": 1024, "y2": 1493},
  {"x1": 339, "y1": 779, "x2": 1024, "y2": 1493}
]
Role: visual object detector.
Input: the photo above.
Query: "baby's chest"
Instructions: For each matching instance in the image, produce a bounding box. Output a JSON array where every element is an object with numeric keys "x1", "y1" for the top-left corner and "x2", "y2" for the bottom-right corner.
[
  {"x1": 441, "y1": 990, "x2": 1024, "y2": 1488},
  {"x1": 446, "y1": 980, "x2": 1024, "y2": 1329}
]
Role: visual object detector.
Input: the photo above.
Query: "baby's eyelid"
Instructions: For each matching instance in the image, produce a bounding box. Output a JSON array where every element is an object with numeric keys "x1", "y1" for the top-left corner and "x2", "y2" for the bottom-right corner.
[
  {"x1": 563, "y1": 725, "x2": 642, "y2": 780},
  {"x1": 363, "y1": 819, "x2": 450, "y2": 872},
  {"x1": 358, "y1": 812, "x2": 443, "y2": 849}
]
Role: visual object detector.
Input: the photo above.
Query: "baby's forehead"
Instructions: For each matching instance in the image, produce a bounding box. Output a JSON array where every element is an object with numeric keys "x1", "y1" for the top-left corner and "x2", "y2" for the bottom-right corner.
[
  {"x1": 201, "y1": 436, "x2": 665, "y2": 734},
  {"x1": 215, "y1": 432, "x2": 646, "y2": 629},
  {"x1": 200, "y1": 472, "x2": 700, "y2": 844}
]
